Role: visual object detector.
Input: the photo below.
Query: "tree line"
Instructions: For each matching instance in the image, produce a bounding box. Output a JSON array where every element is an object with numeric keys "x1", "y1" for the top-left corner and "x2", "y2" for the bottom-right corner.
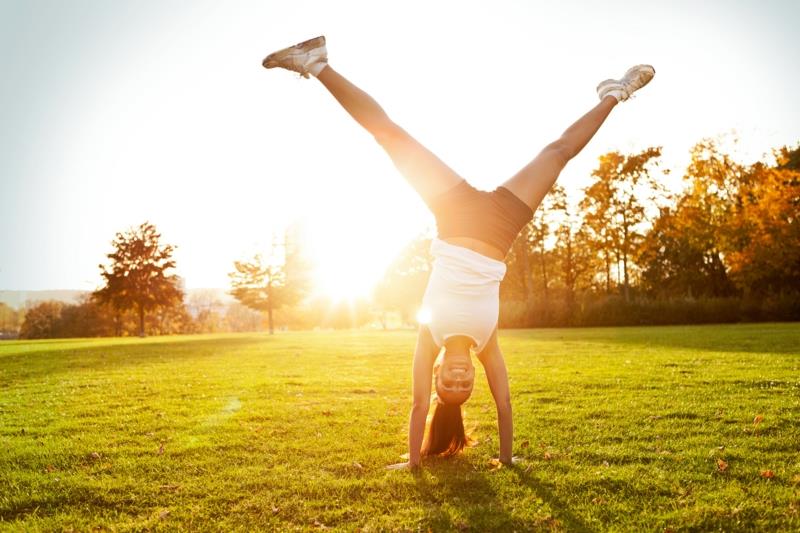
[
  {"x1": 7, "y1": 138, "x2": 799, "y2": 339},
  {"x1": 374, "y1": 139, "x2": 799, "y2": 327}
]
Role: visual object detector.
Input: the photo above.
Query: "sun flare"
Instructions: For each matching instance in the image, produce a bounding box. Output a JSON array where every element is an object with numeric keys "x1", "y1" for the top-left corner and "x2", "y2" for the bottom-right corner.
[{"x1": 304, "y1": 218, "x2": 413, "y2": 302}]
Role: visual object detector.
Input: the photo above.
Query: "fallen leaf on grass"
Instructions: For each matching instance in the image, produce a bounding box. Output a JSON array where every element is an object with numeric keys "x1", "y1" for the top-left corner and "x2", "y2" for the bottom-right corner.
[
  {"x1": 45, "y1": 465, "x2": 56, "y2": 473},
  {"x1": 544, "y1": 452, "x2": 553, "y2": 460},
  {"x1": 792, "y1": 474, "x2": 800, "y2": 485},
  {"x1": 352, "y1": 462, "x2": 363, "y2": 470},
  {"x1": 322, "y1": 410, "x2": 333, "y2": 416},
  {"x1": 272, "y1": 506, "x2": 280, "y2": 515},
  {"x1": 312, "y1": 519, "x2": 330, "y2": 529},
  {"x1": 520, "y1": 440, "x2": 530, "y2": 449},
  {"x1": 158, "y1": 510, "x2": 170, "y2": 520},
  {"x1": 751, "y1": 414, "x2": 765, "y2": 436},
  {"x1": 717, "y1": 458, "x2": 729, "y2": 472},
  {"x1": 90, "y1": 452, "x2": 101, "y2": 460},
  {"x1": 158, "y1": 484, "x2": 181, "y2": 492},
  {"x1": 760, "y1": 469, "x2": 775, "y2": 479},
  {"x1": 591, "y1": 496, "x2": 606, "y2": 505},
  {"x1": 488, "y1": 458, "x2": 503, "y2": 471}
]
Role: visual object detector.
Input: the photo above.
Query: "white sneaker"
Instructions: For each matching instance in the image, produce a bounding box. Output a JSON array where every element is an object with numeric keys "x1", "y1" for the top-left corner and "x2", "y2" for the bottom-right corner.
[
  {"x1": 597, "y1": 64, "x2": 655, "y2": 102},
  {"x1": 262, "y1": 36, "x2": 327, "y2": 78}
]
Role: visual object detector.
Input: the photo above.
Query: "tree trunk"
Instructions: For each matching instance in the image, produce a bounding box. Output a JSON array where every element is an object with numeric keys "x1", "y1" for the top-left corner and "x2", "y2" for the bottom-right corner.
[
  {"x1": 540, "y1": 241, "x2": 549, "y2": 304},
  {"x1": 564, "y1": 236, "x2": 575, "y2": 319},
  {"x1": 138, "y1": 304, "x2": 145, "y2": 337},
  {"x1": 267, "y1": 304, "x2": 274, "y2": 334},
  {"x1": 267, "y1": 281, "x2": 274, "y2": 335},
  {"x1": 520, "y1": 244, "x2": 532, "y2": 300},
  {"x1": 622, "y1": 223, "x2": 630, "y2": 302},
  {"x1": 623, "y1": 253, "x2": 630, "y2": 302}
]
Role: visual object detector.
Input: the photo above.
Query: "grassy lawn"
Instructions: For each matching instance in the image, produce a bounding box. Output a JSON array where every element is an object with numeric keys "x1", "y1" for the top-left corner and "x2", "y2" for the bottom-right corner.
[{"x1": 1, "y1": 323, "x2": 799, "y2": 531}]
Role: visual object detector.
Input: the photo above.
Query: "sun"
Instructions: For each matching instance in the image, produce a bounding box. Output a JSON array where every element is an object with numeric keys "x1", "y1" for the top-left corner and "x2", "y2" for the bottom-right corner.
[
  {"x1": 304, "y1": 218, "x2": 409, "y2": 303},
  {"x1": 312, "y1": 258, "x2": 377, "y2": 302},
  {"x1": 293, "y1": 168, "x2": 434, "y2": 303}
]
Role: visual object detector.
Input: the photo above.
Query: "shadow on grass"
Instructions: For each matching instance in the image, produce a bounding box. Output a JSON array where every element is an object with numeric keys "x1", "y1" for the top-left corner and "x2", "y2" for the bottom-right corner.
[
  {"x1": 409, "y1": 456, "x2": 515, "y2": 530},
  {"x1": 509, "y1": 467, "x2": 594, "y2": 532},
  {"x1": 0, "y1": 335, "x2": 274, "y2": 382},
  {"x1": 406, "y1": 456, "x2": 593, "y2": 531}
]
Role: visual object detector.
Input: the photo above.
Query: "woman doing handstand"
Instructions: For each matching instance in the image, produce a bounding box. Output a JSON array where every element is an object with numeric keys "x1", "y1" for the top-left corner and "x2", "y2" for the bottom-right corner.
[{"x1": 262, "y1": 36, "x2": 654, "y2": 469}]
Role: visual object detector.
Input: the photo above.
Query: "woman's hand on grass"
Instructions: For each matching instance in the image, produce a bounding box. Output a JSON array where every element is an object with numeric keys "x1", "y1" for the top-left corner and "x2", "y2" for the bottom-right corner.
[
  {"x1": 494, "y1": 456, "x2": 522, "y2": 468},
  {"x1": 386, "y1": 461, "x2": 420, "y2": 471}
]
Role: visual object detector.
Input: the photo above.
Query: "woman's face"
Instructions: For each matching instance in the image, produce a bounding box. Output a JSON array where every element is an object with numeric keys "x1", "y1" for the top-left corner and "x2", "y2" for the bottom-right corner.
[{"x1": 436, "y1": 351, "x2": 474, "y2": 404}]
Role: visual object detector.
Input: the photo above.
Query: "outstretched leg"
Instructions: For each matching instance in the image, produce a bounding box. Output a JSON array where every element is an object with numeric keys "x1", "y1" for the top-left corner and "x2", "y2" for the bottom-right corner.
[
  {"x1": 262, "y1": 36, "x2": 463, "y2": 204},
  {"x1": 501, "y1": 96, "x2": 617, "y2": 212},
  {"x1": 502, "y1": 64, "x2": 655, "y2": 212},
  {"x1": 316, "y1": 65, "x2": 463, "y2": 203}
]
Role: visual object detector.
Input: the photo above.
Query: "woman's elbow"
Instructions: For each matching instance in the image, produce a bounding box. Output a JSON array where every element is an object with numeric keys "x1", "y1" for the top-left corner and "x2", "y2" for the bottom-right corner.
[
  {"x1": 411, "y1": 397, "x2": 430, "y2": 414},
  {"x1": 496, "y1": 396, "x2": 512, "y2": 416}
]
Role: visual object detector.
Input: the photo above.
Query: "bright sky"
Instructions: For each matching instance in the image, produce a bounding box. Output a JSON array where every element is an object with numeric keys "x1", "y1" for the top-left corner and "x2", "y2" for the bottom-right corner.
[{"x1": 2, "y1": 0, "x2": 799, "y2": 297}]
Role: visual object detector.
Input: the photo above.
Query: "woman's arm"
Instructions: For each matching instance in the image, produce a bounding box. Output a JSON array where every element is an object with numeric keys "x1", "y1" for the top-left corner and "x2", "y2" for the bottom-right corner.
[
  {"x1": 477, "y1": 329, "x2": 514, "y2": 464},
  {"x1": 388, "y1": 326, "x2": 439, "y2": 469}
]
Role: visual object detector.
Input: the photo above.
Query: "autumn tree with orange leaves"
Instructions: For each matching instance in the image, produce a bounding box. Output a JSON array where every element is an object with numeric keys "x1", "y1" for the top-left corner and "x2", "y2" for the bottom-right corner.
[
  {"x1": 580, "y1": 147, "x2": 666, "y2": 301},
  {"x1": 94, "y1": 222, "x2": 184, "y2": 337}
]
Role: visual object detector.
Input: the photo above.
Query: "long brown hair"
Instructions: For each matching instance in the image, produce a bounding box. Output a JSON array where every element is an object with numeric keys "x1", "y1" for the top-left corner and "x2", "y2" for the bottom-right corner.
[{"x1": 420, "y1": 396, "x2": 473, "y2": 457}]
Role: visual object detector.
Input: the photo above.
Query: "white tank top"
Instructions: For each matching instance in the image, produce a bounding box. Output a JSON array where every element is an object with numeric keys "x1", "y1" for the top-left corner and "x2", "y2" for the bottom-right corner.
[{"x1": 421, "y1": 238, "x2": 507, "y2": 353}]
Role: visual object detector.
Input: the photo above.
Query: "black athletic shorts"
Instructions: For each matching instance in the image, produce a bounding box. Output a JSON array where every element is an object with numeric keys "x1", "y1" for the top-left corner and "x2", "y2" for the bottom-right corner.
[{"x1": 426, "y1": 180, "x2": 534, "y2": 256}]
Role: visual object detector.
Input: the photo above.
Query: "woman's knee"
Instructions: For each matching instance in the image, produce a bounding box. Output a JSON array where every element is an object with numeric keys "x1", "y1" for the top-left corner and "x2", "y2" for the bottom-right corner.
[
  {"x1": 542, "y1": 139, "x2": 573, "y2": 168},
  {"x1": 373, "y1": 121, "x2": 409, "y2": 149}
]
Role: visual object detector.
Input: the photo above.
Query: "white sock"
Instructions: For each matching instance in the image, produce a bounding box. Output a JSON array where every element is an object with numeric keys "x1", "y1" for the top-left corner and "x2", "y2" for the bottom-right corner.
[
  {"x1": 602, "y1": 89, "x2": 624, "y2": 103},
  {"x1": 308, "y1": 61, "x2": 327, "y2": 77}
]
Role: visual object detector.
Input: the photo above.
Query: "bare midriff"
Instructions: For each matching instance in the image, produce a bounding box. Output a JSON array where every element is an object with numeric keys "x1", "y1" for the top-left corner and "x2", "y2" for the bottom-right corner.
[{"x1": 442, "y1": 236, "x2": 505, "y2": 262}]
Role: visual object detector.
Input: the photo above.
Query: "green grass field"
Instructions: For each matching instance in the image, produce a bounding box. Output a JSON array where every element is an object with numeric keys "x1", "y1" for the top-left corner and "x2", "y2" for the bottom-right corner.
[{"x1": 1, "y1": 323, "x2": 799, "y2": 532}]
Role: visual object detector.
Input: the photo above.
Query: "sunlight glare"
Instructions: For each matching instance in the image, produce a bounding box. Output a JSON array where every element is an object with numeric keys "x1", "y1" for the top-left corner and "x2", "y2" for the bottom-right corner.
[
  {"x1": 305, "y1": 216, "x2": 408, "y2": 302},
  {"x1": 416, "y1": 308, "x2": 432, "y2": 325}
]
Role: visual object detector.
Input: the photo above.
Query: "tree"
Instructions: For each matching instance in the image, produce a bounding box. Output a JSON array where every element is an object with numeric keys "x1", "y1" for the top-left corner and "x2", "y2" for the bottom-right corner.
[
  {"x1": 580, "y1": 167, "x2": 616, "y2": 294},
  {"x1": 638, "y1": 205, "x2": 732, "y2": 297},
  {"x1": 668, "y1": 140, "x2": 742, "y2": 296},
  {"x1": 502, "y1": 186, "x2": 563, "y2": 310},
  {"x1": 188, "y1": 290, "x2": 226, "y2": 333},
  {"x1": 581, "y1": 147, "x2": 665, "y2": 300},
  {"x1": 373, "y1": 235, "x2": 433, "y2": 326},
  {"x1": 0, "y1": 303, "x2": 21, "y2": 338},
  {"x1": 776, "y1": 144, "x2": 800, "y2": 171},
  {"x1": 94, "y1": 222, "x2": 184, "y2": 337},
  {"x1": 724, "y1": 157, "x2": 800, "y2": 294},
  {"x1": 551, "y1": 190, "x2": 596, "y2": 315},
  {"x1": 57, "y1": 295, "x2": 117, "y2": 337},
  {"x1": 501, "y1": 222, "x2": 535, "y2": 302},
  {"x1": 529, "y1": 185, "x2": 564, "y2": 304},
  {"x1": 229, "y1": 235, "x2": 307, "y2": 334},
  {"x1": 224, "y1": 302, "x2": 264, "y2": 332},
  {"x1": 19, "y1": 301, "x2": 64, "y2": 339}
]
